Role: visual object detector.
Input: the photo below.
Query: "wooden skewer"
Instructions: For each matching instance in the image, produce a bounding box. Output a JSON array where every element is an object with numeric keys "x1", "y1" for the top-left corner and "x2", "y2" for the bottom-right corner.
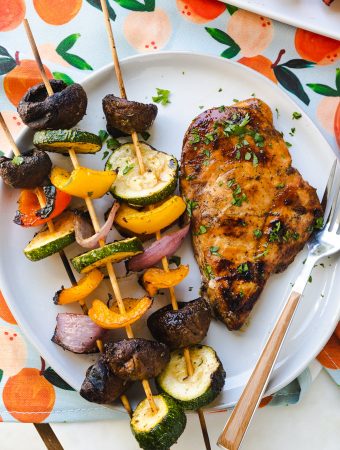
[
  {"x1": 24, "y1": 17, "x2": 157, "y2": 415},
  {"x1": 97, "y1": 3, "x2": 210, "y2": 447}
]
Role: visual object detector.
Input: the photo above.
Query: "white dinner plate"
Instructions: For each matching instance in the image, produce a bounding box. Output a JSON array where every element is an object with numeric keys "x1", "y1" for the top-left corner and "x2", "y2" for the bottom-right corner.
[
  {"x1": 222, "y1": 0, "x2": 340, "y2": 40},
  {"x1": 0, "y1": 52, "x2": 339, "y2": 411}
]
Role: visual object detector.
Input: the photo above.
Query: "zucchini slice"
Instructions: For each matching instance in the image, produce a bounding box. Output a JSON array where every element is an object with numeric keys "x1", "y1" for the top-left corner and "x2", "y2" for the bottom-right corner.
[
  {"x1": 71, "y1": 237, "x2": 143, "y2": 273},
  {"x1": 105, "y1": 142, "x2": 178, "y2": 206},
  {"x1": 24, "y1": 210, "x2": 75, "y2": 261},
  {"x1": 156, "y1": 345, "x2": 226, "y2": 410},
  {"x1": 33, "y1": 129, "x2": 102, "y2": 154},
  {"x1": 130, "y1": 394, "x2": 186, "y2": 450}
]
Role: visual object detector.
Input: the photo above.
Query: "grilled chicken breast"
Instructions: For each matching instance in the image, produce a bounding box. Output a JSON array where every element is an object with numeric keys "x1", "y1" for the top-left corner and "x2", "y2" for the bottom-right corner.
[{"x1": 180, "y1": 99, "x2": 323, "y2": 330}]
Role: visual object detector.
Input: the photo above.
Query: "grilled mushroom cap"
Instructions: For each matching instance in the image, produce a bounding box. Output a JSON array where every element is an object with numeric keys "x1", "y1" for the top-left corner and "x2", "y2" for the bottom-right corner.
[
  {"x1": 147, "y1": 298, "x2": 212, "y2": 350},
  {"x1": 0, "y1": 149, "x2": 52, "y2": 189},
  {"x1": 17, "y1": 80, "x2": 87, "y2": 130},
  {"x1": 104, "y1": 338, "x2": 170, "y2": 381},
  {"x1": 80, "y1": 358, "x2": 130, "y2": 404},
  {"x1": 102, "y1": 95, "x2": 157, "y2": 134}
]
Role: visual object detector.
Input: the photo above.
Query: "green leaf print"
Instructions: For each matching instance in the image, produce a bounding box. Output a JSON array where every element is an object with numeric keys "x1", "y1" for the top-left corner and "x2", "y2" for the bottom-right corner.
[
  {"x1": 226, "y1": 4, "x2": 238, "y2": 15},
  {"x1": 43, "y1": 367, "x2": 75, "y2": 391},
  {"x1": 274, "y1": 66, "x2": 310, "y2": 105},
  {"x1": 0, "y1": 46, "x2": 16, "y2": 75},
  {"x1": 220, "y1": 45, "x2": 240, "y2": 59},
  {"x1": 307, "y1": 83, "x2": 338, "y2": 97},
  {"x1": 0, "y1": 369, "x2": 3, "y2": 384},
  {"x1": 86, "y1": 0, "x2": 116, "y2": 20},
  {"x1": 114, "y1": 0, "x2": 155, "y2": 11},
  {"x1": 52, "y1": 72, "x2": 74, "y2": 85},
  {"x1": 336, "y1": 68, "x2": 340, "y2": 94},
  {"x1": 205, "y1": 27, "x2": 237, "y2": 46},
  {"x1": 281, "y1": 59, "x2": 315, "y2": 69},
  {"x1": 56, "y1": 35, "x2": 93, "y2": 71}
]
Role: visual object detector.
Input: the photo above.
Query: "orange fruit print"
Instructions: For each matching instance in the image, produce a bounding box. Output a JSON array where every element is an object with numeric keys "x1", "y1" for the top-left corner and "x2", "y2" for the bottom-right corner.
[
  {"x1": 3, "y1": 365, "x2": 55, "y2": 422},
  {"x1": 177, "y1": 0, "x2": 226, "y2": 23},
  {"x1": 33, "y1": 0, "x2": 82, "y2": 26},
  {"x1": 4, "y1": 57, "x2": 53, "y2": 107},
  {"x1": 0, "y1": 0, "x2": 26, "y2": 32},
  {"x1": 316, "y1": 325, "x2": 340, "y2": 370},
  {"x1": 238, "y1": 55, "x2": 277, "y2": 83},
  {"x1": 295, "y1": 29, "x2": 340, "y2": 65},
  {"x1": 0, "y1": 291, "x2": 16, "y2": 325}
]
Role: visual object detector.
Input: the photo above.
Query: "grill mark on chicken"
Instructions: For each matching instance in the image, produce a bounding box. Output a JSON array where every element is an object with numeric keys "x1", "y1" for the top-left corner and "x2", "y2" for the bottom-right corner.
[{"x1": 180, "y1": 98, "x2": 323, "y2": 330}]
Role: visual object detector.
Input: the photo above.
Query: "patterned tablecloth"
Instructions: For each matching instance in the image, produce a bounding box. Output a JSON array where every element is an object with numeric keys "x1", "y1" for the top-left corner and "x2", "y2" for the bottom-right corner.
[{"x1": 0, "y1": 0, "x2": 339, "y2": 423}]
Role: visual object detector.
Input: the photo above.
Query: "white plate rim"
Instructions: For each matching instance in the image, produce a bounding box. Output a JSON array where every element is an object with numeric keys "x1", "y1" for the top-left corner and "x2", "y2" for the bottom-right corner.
[{"x1": 0, "y1": 51, "x2": 339, "y2": 411}]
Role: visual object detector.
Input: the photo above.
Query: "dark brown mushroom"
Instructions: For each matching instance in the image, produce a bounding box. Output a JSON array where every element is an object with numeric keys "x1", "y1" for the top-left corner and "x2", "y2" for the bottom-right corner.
[
  {"x1": 147, "y1": 298, "x2": 212, "y2": 350},
  {"x1": 104, "y1": 338, "x2": 170, "y2": 381},
  {"x1": 17, "y1": 80, "x2": 87, "y2": 130},
  {"x1": 80, "y1": 358, "x2": 130, "y2": 404},
  {"x1": 0, "y1": 149, "x2": 52, "y2": 189},
  {"x1": 102, "y1": 94, "x2": 157, "y2": 134}
]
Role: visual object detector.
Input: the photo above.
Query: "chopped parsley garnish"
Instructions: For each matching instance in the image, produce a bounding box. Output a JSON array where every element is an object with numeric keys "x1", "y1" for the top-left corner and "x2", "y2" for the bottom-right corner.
[
  {"x1": 186, "y1": 199, "x2": 198, "y2": 217},
  {"x1": 228, "y1": 181, "x2": 247, "y2": 207},
  {"x1": 255, "y1": 243, "x2": 269, "y2": 259},
  {"x1": 251, "y1": 92, "x2": 256, "y2": 97},
  {"x1": 224, "y1": 113, "x2": 251, "y2": 137},
  {"x1": 196, "y1": 225, "x2": 208, "y2": 235},
  {"x1": 289, "y1": 127, "x2": 296, "y2": 137},
  {"x1": 204, "y1": 131, "x2": 216, "y2": 145},
  {"x1": 218, "y1": 105, "x2": 225, "y2": 112},
  {"x1": 202, "y1": 149, "x2": 210, "y2": 158},
  {"x1": 122, "y1": 164, "x2": 134, "y2": 175},
  {"x1": 292, "y1": 111, "x2": 302, "y2": 120},
  {"x1": 152, "y1": 88, "x2": 171, "y2": 106},
  {"x1": 210, "y1": 246, "x2": 221, "y2": 256},
  {"x1": 253, "y1": 229, "x2": 262, "y2": 239},
  {"x1": 233, "y1": 98, "x2": 239, "y2": 103},
  {"x1": 269, "y1": 221, "x2": 281, "y2": 242},
  {"x1": 308, "y1": 275, "x2": 312, "y2": 283},
  {"x1": 12, "y1": 156, "x2": 23, "y2": 166},
  {"x1": 106, "y1": 137, "x2": 120, "y2": 150},
  {"x1": 102, "y1": 150, "x2": 109, "y2": 160},
  {"x1": 218, "y1": 88, "x2": 222, "y2": 92},
  {"x1": 204, "y1": 265, "x2": 215, "y2": 279},
  {"x1": 199, "y1": 105, "x2": 204, "y2": 109},
  {"x1": 87, "y1": 191, "x2": 93, "y2": 197},
  {"x1": 283, "y1": 230, "x2": 300, "y2": 241},
  {"x1": 254, "y1": 132, "x2": 264, "y2": 147},
  {"x1": 245, "y1": 151, "x2": 252, "y2": 161},
  {"x1": 314, "y1": 217, "x2": 324, "y2": 230},
  {"x1": 190, "y1": 128, "x2": 200, "y2": 145},
  {"x1": 98, "y1": 129, "x2": 109, "y2": 143},
  {"x1": 275, "y1": 108, "x2": 280, "y2": 119},
  {"x1": 185, "y1": 174, "x2": 196, "y2": 181},
  {"x1": 237, "y1": 263, "x2": 249, "y2": 273},
  {"x1": 235, "y1": 149, "x2": 241, "y2": 160},
  {"x1": 227, "y1": 178, "x2": 235, "y2": 188},
  {"x1": 276, "y1": 183, "x2": 285, "y2": 189},
  {"x1": 285, "y1": 141, "x2": 292, "y2": 148},
  {"x1": 169, "y1": 255, "x2": 181, "y2": 267},
  {"x1": 140, "y1": 131, "x2": 150, "y2": 141}
]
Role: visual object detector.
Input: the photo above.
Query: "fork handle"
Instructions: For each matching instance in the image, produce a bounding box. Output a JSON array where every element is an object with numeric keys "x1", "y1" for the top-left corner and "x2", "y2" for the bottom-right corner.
[{"x1": 217, "y1": 290, "x2": 301, "y2": 450}]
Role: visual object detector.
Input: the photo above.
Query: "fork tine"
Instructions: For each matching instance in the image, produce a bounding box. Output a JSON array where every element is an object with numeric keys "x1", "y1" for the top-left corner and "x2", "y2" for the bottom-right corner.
[
  {"x1": 327, "y1": 179, "x2": 340, "y2": 230},
  {"x1": 322, "y1": 159, "x2": 337, "y2": 220}
]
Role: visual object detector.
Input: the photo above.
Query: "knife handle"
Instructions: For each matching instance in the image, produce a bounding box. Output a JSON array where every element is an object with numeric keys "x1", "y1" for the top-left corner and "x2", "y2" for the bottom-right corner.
[{"x1": 217, "y1": 290, "x2": 301, "y2": 450}]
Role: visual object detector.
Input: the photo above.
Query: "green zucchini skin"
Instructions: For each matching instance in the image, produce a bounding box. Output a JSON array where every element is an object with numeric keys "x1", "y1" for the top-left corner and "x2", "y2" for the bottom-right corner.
[
  {"x1": 131, "y1": 394, "x2": 186, "y2": 450},
  {"x1": 71, "y1": 237, "x2": 144, "y2": 273},
  {"x1": 156, "y1": 345, "x2": 226, "y2": 410},
  {"x1": 105, "y1": 142, "x2": 179, "y2": 206},
  {"x1": 33, "y1": 129, "x2": 102, "y2": 154},
  {"x1": 24, "y1": 211, "x2": 75, "y2": 261}
]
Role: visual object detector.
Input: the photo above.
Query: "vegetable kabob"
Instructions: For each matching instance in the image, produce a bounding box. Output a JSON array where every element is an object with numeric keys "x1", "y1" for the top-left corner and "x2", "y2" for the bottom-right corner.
[
  {"x1": 21, "y1": 19, "x2": 159, "y2": 419},
  {"x1": 0, "y1": 113, "x2": 80, "y2": 292},
  {"x1": 97, "y1": 3, "x2": 226, "y2": 449}
]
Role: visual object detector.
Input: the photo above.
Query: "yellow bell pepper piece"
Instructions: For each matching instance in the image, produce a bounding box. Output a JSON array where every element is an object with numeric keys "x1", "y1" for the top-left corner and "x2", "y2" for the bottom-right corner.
[
  {"x1": 51, "y1": 166, "x2": 117, "y2": 199},
  {"x1": 53, "y1": 269, "x2": 104, "y2": 305},
  {"x1": 88, "y1": 296, "x2": 152, "y2": 329},
  {"x1": 141, "y1": 265, "x2": 189, "y2": 296},
  {"x1": 114, "y1": 195, "x2": 186, "y2": 235}
]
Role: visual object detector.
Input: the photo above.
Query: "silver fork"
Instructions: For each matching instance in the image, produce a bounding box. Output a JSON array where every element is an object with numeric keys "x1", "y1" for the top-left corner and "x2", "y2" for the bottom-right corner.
[{"x1": 217, "y1": 159, "x2": 340, "y2": 450}]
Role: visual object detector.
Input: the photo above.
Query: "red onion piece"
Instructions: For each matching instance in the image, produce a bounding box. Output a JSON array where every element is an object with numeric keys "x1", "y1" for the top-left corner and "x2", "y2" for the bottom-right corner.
[
  {"x1": 127, "y1": 224, "x2": 190, "y2": 272},
  {"x1": 75, "y1": 202, "x2": 119, "y2": 249},
  {"x1": 52, "y1": 313, "x2": 106, "y2": 354}
]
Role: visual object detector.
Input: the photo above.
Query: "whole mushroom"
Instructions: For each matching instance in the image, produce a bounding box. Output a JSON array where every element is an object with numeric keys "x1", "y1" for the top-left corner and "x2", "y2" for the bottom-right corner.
[{"x1": 17, "y1": 80, "x2": 87, "y2": 130}]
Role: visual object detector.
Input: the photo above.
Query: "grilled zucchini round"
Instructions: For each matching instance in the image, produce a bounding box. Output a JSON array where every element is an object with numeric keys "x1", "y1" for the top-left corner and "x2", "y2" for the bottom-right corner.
[
  {"x1": 105, "y1": 142, "x2": 178, "y2": 206},
  {"x1": 130, "y1": 394, "x2": 186, "y2": 450},
  {"x1": 156, "y1": 345, "x2": 226, "y2": 410}
]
